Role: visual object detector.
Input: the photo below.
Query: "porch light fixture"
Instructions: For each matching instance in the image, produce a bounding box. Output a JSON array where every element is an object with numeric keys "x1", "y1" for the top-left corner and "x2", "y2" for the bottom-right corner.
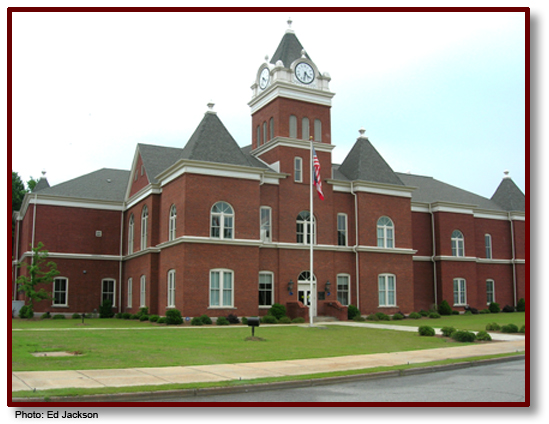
[
  {"x1": 288, "y1": 279, "x2": 294, "y2": 294},
  {"x1": 325, "y1": 280, "x2": 331, "y2": 296}
]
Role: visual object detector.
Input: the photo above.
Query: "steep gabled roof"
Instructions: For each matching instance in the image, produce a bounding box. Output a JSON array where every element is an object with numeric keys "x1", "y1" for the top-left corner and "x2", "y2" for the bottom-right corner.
[
  {"x1": 137, "y1": 144, "x2": 184, "y2": 184},
  {"x1": 270, "y1": 31, "x2": 311, "y2": 67},
  {"x1": 35, "y1": 168, "x2": 130, "y2": 202},
  {"x1": 338, "y1": 136, "x2": 404, "y2": 186},
  {"x1": 32, "y1": 176, "x2": 50, "y2": 192},
  {"x1": 491, "y1": 176, "x2": 526, "y2": 212}
]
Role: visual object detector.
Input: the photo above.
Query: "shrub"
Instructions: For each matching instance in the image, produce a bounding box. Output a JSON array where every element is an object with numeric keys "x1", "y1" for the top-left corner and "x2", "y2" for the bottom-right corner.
[
  {"x1": 137, "y1": 307, "x2": 149, "y2": 318},
  {"x1": 216, "y1": 316, "x2": 230, "y2": 325},
  {"x1": 291, "y1": 317, "x2": 305, "y2": 324},
  {"x1": 418, "y1": 326, "x2": 435, "y2": 336},
  {"x1": 40, "y1": 312, "x2": 51, "y2": 319},
  {"x1": 353, "y1": 315, "x2": 366, "y2": 322},
  {"x1": 191, "y1": 316, "x2": 203, "y2": 326},
  {"x1": 488, "y1": 302, "x2": 501, "y2": 313},
  {"x1": 485, "y1": 322, "x2": 501, "y2": 331},
  {"x1": 428, "y1": 312, "x2": 441, "y2": 319},
  {"x1": 139, "y1": 315, "x2": 149, "y2": 321},
  {"x1": 375, "y1": 312, "x2": 390, "y2": 321},
  {"x1": 52, "y1": 314, "x2": 65, "y2": 320},
  {"x1": 479, "y1": 309, "x2": 490, "y2": 314},
  {"x1": 19, "y1": 305, "x2": 34, "y2": 319},
  {"x1": 130, "y1": 314, "x2": 139, "y2": 320},
  {"x1": 502, "y1": 305, "x2": 515, "y2": 313},
  {"x1": 464, "y1": 310, "x2": 473, "y2": 316},
  {"x1": 441, "y1": 326, "x2": 456, "y2": 337},
  {"x1": 408, "y1": 312, "x2": 422, "y2": 319},
  {"x1": 419, "y1": 310, "x2": 429, "y2": 317},
  {"x1": 115, "y1": 312, "x2": 123, "y2": 319},
  {"x1": 519, "y1": 325, "x2": 525, "y2": 333},
  {"x1": 516, "y1": 298, "x2": 526, "y2": 312},
  {"x1": 347, "y1": 305, "x2": 360, "y2": 320},
  {"x1": 452, "y1": 330, "x2": 476, "y2": 342},
  {"x1": 269, "y1": 303, "x2": 287, "y2": 320},
  {"x1": 278, "y1": 316, "x2": 292, "y2": 324},
  {"x1": 149, "y1": 315, "x2": 159, "y2": 322},
  {"x1": 199, "y1": 314, "x2": 212, "y2": 325},
  {"x1": 501, "y1": 323, "x2": 519, "y2": 333},
  {"x1": 226, "y1": 314, "x2": 240, "y2": 324},
  {"x1": 99, "y1": 299, "x2": 115, "y2": 318},
  {"x1": 451, "y1": 310, "x2": 460, "y2": 315},
  {"x1": 392, "y1": 313, "x2": 404, "y2": 320},
  {"x1": 366, "y1": 313, "x2": 379, "y2": 321},
  {"x1": 261, "y1": 315, "x2": 278, "y2": 324},
  {"x1": 72, "y1": 313, "x2": 82, "y2": 319},
  {"x1": 157, "y1": 317, "x2": 166, "y2": 324},
  {"x1": 166, "y1": 309, "x2": 183, "y2": 325},
  {"x1": 241, "y1": 317, "x2": 248, "y2": 325},
  {"x1": 438, "y1": 300, "x2": 452, "y2": 316},
  {"x1": 122, "y1": 312, "x2": 132, "y2": 319},
  {"x1": 476, "y1": 331, "x2": 492, "y2": 341}
]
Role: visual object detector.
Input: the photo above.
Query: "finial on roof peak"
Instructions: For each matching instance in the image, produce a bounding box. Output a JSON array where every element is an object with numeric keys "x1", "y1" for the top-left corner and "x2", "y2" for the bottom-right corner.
[
  {"x1": 264, "y1": 55, "x2": 269, "y2": 62},
  {"x1": 504, "y1": 170, "x2": 510, "y2": 178},
  {"x1": 301, "y1": 49, "x2": 307, "y2": 58},
  {"x1": 41, "y1": 170, "x2": 46, "y2": 178},
  {"x1": 358, "y1": 127, "x2": 367, "y2": 138},
  {"x1": 286, "y1": 17, "x2": 294, "y2": 33},
  {"x1": 207, "y1": 101, "x2": 216, "y2": 114}
]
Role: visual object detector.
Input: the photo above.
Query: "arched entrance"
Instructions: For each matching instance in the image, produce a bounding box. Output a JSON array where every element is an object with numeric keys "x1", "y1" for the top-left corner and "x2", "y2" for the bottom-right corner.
[{"x1": 297, "y1": 271, "x2": 316, "y2": 317}]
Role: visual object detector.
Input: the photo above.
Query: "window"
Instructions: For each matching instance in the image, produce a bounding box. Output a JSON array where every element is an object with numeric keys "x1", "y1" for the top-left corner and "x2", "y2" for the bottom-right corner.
[
  {"x1": 378, "y1": 274, "x2": 396, "y2": 307},
  {"x1": 302, "y1": 117, "x2": 310, "y2": 140},
  {"x1": 53, "y1": 277, "x2": 68, "y2": 306},
  {"x1": 453, "y1": 278, "x2": 467, "y2": 305},
  {"x1": 141, "y1": 206, "x2": 148, "y2": 250},
  {"x1": 486, "y1": 279, "x2": 495, "y2": 304},
  {"x1": 337, "y1": 213, "x2": 348, "y2": 246},
  {"x1": 269, "y1": 117, "x2": 274, "y2": 140},
  {"x1": 256, "y1": 125, "x2": 260, "y2": 148},
  {"x1": 377, "y1": 216, "x2": 394, "y2": 248},
  {"x1": 127, "y1": 278, "x2": 133, "y2": 308},
  {"x1": 296, "y1": 211, "x2": 316, "y2": 244},
  {"x1": 102, "y1": 279, "x2": 116, "y2": 305},
  {"x1": 289, "y1": 115, "x2": 297, "y2": 138},
  {"x1": 210, "y1": 269, "x2": 233, "y2": 308},
  {"x1": 211, "y1": 202, "x2": 234, "y2": 239},
  {"x1": 259, "y1": 272, "x2": 274, "y2": 307},
  {"x1": 314, "y1": 119, "x2": 322, "y2": 142},
  {"x1": 337, "y1": 274, "x2": 350, "y2": 306},
  {"x1": 140, "y1": 275, "x2": 146, "y2": 307},
  {"x1": 263, "y1": 121, "x2": 267, "y2": 144},
  {"x1": 294, "y1": 157, "x2": 303, "y2": 182},
  {"x1": 485, "y1": 234, "x2": 492, "y2": 259},
  {"x1": 451, "y1": 230, "x2": 464, "y2": 257},
  {"x1": 169, "y1": 205, "x2": 177, "y2": 241},
  {"x1": 167, "y1": 270, "x2": 176, "y2": 308},
  {"x1": 260, "y1": 207, "x2": 272, "y2": 242},
  {"x1": 128, "y1": 214, "x2": 134, "y2": 254}
]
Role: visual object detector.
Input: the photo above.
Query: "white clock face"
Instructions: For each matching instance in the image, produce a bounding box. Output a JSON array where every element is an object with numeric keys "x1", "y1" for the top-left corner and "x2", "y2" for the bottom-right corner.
[
  {"x1": 259, "y1": 67, "x2": 270, "y2": 89},
  {"x1": 295, "y1": 62, "x2": 314, "y2": 84}
]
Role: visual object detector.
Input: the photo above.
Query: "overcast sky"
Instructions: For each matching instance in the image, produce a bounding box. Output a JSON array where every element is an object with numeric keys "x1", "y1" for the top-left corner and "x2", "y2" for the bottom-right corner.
[{"x1": 11, "y1": 10, "x2": 525, "y2": 200}]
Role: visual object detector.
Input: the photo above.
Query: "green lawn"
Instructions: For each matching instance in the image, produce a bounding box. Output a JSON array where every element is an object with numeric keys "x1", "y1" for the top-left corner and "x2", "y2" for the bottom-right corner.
[{"x1": 13, "y1": 321, "x2": 470, "y2": 372}]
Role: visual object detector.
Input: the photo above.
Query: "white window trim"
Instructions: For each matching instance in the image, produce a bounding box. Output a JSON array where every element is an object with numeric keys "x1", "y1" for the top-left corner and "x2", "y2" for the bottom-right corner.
[
  {"x1": 336, "y1": 274, "x2": 350, "y2": 306},
  {"x1": 141, "y1": 206, "x2": 148, "y2": 250},
  {"x1": 296, "y1": 211, "x2": 316, "y2": 245},
  {"x1": 127, "y1": 278, "x2": 133, "y2": 308},
  {"x1": 52, "y1": 277, "x2": 69, "y2": 307},
  {"x1": 259, "y1": 271, "x2": 274, "y2": 308},
  {"x1": 294, "y1": 157, "x2": 303, "y2": 183},
  {"x1": 102, "y1": 278, "x2": 116, "y2": 306},
  {"x1": 453, "y1": 278, "x2": 467, "y2": 306},
  {"x1": 378, "y1": 274, "x2": 396, "y2": 307},
  {"x1": 337, "y1": 213, "x2": 348, "y2": 247},
  {"x1": 210, "y1": 202, "x2": 235, "y2": 240},
  {"x1": 167, "y1": 269, "x2": 176, "y2": 308},
  {"x1": 377, "y1": 216, "x2": 395, "y2": 249},
  {"x1": 209, "y1": 269, "x2": 234, "y2": 308},
  {"x1": 485, "y1": 234, "x2": 492, "y2": 259},
  {"x1": 451, "y1": 230, "x2": 465, "y2": 257},
  {"x1": 169, "y1": 205, "x2": 177, "y2": 241},
  {"x1": 140, "y1": 275, "x2": 146, "y2": 308},
  {"x1": 128, "y1": 215, "x2": 134, "y2": 255},
  {"x1": 260, "y1": 206, "x2": 272, "y2": 243},
  {"x1": 486, "y1": 279, "x2": 495, "y2": 305}
]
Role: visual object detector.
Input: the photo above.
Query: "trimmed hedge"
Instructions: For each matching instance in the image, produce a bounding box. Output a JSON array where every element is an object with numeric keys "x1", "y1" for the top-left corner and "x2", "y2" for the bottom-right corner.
[
  {"x1": 347, "y1": 305, "x2": 360, "y2": 320},
  {"x1": 501, "y1": 323, "x2": 519, "y2": 333},
  {"x1": 216, "y1": 316, "x2": 230, "y2": 325},
  {"x1": 438, "y1": 300, "x2": 452, "y2": 316},
  {"x1": 476, "y1": 330, "x2": 492, "y2": 341},
  {"x1": 165, "y1": 309, "x2": 183, "y2": 325},
  {"x1": 269, "y1": 303, "x2": 287, "y2": 320},
  {"x1": 418, "y1": 326, "x2": 435, "y2": 336},
  {"x1": 485, "y1": 322, "x2": 501, "y2": 331},
  {"x1": 408, "y1": 312, "x2": 422, "y2": 319},
  {"x1": 441, "y1": 326, "x2": 456, "y2": 337},
  {"x1": 452, "y1": 330, "x2": 476, "y2": 342},
  {"x1": 488, "y1": 302, "x2": 501, "y2": 313}
]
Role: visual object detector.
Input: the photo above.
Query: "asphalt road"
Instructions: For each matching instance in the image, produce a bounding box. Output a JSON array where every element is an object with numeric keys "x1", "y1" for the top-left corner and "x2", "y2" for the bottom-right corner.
[{"x1": 150, "y1": 358, "x2": 526, "y2": 403}]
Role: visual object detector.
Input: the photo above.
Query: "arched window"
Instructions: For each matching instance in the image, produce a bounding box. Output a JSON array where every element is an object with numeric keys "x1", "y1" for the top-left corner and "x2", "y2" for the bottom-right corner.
[
  {"x1": 377, "y1": 216, "x2": 394, "y2": 248},
  {"x1": 211, "y1": 202, "x2": 234, "y2": 239},
  {"x1": 128, "y1": 214, "x2": 134, "y2": 254},
  {"x1": 269, "y1": 117, "x2": 274, "y2": 140},
  {"x1": 378, "y1": 274, "x2": 396, "y2": 307},
  {"x1": 451, "y1": 230, "x2": 464, "y2": 257},
  {"x1": 485, "y1": 234, "x2": 492, "y2": 259},
  {"x1": 167, "y1": 269, "x2": 176, "y2": 308},
  {"x1": 140, "y1": 206, "x2": 148, "y2": 250},
  {"x1": 302, "y1": 117, "x2": 310, "y2": 140},
  {"x1": 263, "y1": 121, "x2": 267, "y2": 144},
  {"x1": 169, "y1": 205, "x2": 177, "y2": 241},
  {"x1": 296, "y1": 211, "x2": 316, "y2": 244},
  {"x1": 314, "y1": 119, "x2": 322, "y2": 142},
  {"x1": 289, "y1": 115, "x2": 297, "y2": 138}
]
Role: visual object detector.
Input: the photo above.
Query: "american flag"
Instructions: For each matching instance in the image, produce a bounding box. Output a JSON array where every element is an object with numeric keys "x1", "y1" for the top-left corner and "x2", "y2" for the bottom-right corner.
[{"x1": 312, "y1": 147, "x2": 324, "y2": 200}]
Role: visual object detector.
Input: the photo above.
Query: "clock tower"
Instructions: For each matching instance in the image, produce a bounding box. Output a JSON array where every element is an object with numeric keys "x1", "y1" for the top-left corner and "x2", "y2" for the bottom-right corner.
[{"x1": 248, "y1": 20, "x2": 335, "y2": 169}]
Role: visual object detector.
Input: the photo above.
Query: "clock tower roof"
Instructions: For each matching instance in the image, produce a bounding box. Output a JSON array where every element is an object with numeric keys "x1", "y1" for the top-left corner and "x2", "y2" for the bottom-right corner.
[{"x1": 270, "y1": 31, "x2": 311, "y2": 68}]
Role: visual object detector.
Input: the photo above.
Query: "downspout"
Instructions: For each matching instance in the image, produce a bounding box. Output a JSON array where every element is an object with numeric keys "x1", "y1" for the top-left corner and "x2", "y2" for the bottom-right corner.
[
  {"x1": 508, "y1": 212, "x2": 517, "y2": 306},
  {"x1": 119, "y1": 206, "x2": 125, "y2": 312},
  {"x1": 31, "y1": 193, "x2": 37, "y2": 249},
  {"x1": 13, "y1": 213, "x2": 20, "y2": 300},
  {"x1": 351, "y1": 182, "x2": 360, "y2": 310},
  {"x1": 429, "y1": 203, "x2": 438, "y2": 306}
]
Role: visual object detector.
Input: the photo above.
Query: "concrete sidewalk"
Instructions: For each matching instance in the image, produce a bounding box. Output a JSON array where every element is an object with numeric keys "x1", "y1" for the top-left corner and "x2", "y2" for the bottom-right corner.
[{"x1": 12, "y1": 323, "x2": 525, "y2": 394}]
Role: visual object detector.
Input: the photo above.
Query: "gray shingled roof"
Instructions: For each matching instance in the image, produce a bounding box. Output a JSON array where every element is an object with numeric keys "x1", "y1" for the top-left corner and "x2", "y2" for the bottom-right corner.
[
  {"x1": 270, "y1": 31, "x2": 311, "y2": 67},
  {"x1": 491, "y1": 177, "x2": 526, "y2": 212},
  {"x1": 36, "y1": 168, "x2": 130, "y2": 202},
  {"x1": 32, "y1": 177, "x2": 50, "y2": 192},
  {"x1": 338, "y1": 137, "x2": 404, "y2": 186},
  {"x1": 138, "y1": 143, "x2": 184, "y2": 184}
]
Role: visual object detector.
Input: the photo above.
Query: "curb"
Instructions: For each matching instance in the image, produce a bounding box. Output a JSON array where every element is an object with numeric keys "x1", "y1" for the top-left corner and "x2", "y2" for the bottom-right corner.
[{"x1": 12, "y1": 354, "x2": 525, "y2": 403}]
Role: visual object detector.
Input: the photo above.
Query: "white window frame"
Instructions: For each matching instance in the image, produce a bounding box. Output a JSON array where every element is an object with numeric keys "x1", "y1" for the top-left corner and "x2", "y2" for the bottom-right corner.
[
  {"x1": 260, "y1": 206, "x2": 272, "y2": 242},
  {"x1": 314, "y1": 119, "x2": 322, "y2": 142},
  {"x1": 336, "y1": 274, "x2": 350, "y2": 306},
  {"x1": 485, "y1": 234, "x2": 492, "y2": 259},
  {"x1": 102, "y1": 278, "x2": 116, "y2": 306},
  {"x1": 52, "y1": 277, "x2": 68, "y2": 307},
  {"x1": 209, "y1": 269, "x2": 234, "y2": 308},
  {"x1": 377, "y1": 216, "x2": 394, "y2": 248},
  {"x1": 140, "y1": 275, "x2": 146, "y2": 307},
  {"x1": 453, "y1": 278, "x2": 467, "y2": 306},
  {"x1": 296, "y1": 211, "x2": 316, "y2": 245},
  {"x1": 294, "y1": 157, "x2": 303, "y2": 183},
  {"x1": 378, "y1": 274, "x2": 396, "y2": 307},
  {"x1": 259, "y1": 271, "x2": 274, "y2": 308},
  {"x1": 210, "y1": 201, "x2": 234, "y2": 239},
  {"x1": 256, "y1": 125, "x2": 261, "y2": 148},
  {"x1": 128, "y1": 214, "x2": 134, "y2": 255},
  {"x1": 263, "y1": 121, "x2": 267, "y2": 144},
  {"x1": 269, "y1": 117, "x2": 274, "y2": 140},
  {"x1": 451, "y1": 230, "x2": 464, "y2": 257},
  {"x1": 141, "y1": 205, "x2": 148, "y2": 250},
  {"x1": 302, "y1": 117, "x2": 310, "y2": 140},
  {"x1": 337, "y1": 213, "x2": 348, "y2": 247},
  {"x1": 167, "y1": 269, "x2": 176, "y2": 308},
  {"x1": 127, "y1": 278, "x2": 133, "y2": 308},
  {"x1": 169, "y1": 204, "x2": 177, "y2": 241},
  {"x1": 486, "y1": 279, "x2": 495, "y2": 305}
]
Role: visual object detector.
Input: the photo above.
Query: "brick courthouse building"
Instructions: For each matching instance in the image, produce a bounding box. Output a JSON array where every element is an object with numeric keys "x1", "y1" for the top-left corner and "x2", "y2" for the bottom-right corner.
[{"x1": 12, "y1": 27, "x2": 526, "y2": 321}]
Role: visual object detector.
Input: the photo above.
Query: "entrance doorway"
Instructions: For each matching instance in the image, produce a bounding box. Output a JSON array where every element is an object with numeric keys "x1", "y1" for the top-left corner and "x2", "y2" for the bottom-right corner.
[{"x1": 297, "y1": 271, "x2": 316, "y2": 317}]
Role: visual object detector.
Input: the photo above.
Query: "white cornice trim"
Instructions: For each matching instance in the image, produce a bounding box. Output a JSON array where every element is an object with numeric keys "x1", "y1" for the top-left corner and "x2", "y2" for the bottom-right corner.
[
  {"x1": 125, "y1": 185, "x2": 162, "y2": 210},
  {"x1": 328, "y1": 179, "x2": 415, "y2": 199},
  {"x1": 413, "y1": 256, "x2": 433, "y2": 262},
  {"x1": 19, "y1": 251, "x2": 122, "y2": 262},
  {"x1": 28, "y1": 194, "x2": 124, "y2": 212},
  {"x1": 434, "y1": 255, "x2": 478, "y2": 262},
  {"x1": 252, "y1": 137, "x2": 335, "y2": 158},
  {"x1": 356, "y1": 246, "x2": 417, "y2": 255}
]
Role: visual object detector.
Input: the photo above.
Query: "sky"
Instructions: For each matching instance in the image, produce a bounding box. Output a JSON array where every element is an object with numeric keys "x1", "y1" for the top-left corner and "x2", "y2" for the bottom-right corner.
[{"x1": 10, "y1": 10, "x2": 526, "y2": 200}]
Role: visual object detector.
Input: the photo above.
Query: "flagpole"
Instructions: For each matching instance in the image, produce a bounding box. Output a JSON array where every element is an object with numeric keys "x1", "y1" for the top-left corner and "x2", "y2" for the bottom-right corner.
[{"x1": 309, "y1": 136, "x2": 314, "y2": 327}]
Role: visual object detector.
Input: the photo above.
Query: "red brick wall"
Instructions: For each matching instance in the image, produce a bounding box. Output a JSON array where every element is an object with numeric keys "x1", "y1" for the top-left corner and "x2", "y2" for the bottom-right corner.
[
  {"x1": 434, "y1": 212, "x2": 475, "y2": 257},
  {"x1": 476, "y1": 263, "x2": 515, "y2": 308},
  {"x1": 437, "y1": 260, "x2": 477, "y2": 310},
  {"x1": 128, "y1": 153, "x2": 149, "y2": 198},
  {"x1": 413, "y1": 260, "x2": 436, "y2": 311},
  {"x1": 474, "y1": 218, "x2": 513, "y2": 259},
  {"x1": 411, "y1": 211, "x2": 433, "y2": 256}
]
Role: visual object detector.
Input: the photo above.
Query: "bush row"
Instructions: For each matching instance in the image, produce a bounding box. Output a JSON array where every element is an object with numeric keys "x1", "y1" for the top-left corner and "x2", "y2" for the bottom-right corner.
[{"x1": 418, "y1": 325, "x2": 492, "y2": 342}]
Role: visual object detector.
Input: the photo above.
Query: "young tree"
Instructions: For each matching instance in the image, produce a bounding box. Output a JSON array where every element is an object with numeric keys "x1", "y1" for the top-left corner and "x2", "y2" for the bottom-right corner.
[{"x1": 16, "y1": 242, "x2": 60, "y2": 312}]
